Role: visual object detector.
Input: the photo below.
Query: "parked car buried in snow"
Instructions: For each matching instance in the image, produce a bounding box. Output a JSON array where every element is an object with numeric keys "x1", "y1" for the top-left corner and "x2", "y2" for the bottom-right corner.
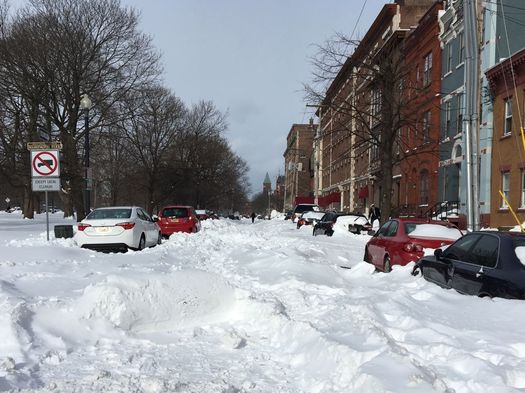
[
  {"x1": 312, "y1": 212, "x2": 352, "y2": 237},
  {"x1": 413, "y1": 231, "x2": 525, "y2": 300},
  {"x1": 339, "y1": 213, "x2": 373, "y2": 234},
  {"x1": 157, "y1": 205, "x2": 201, "y2": 237},
  {"x1": 195, "y1": 209, "x2": 209, "y2": 221},
  {"x1": 297, "y1": 211, "x2": 325, "y2": 229},
  {"x1": 292, "y1": 203, "x2": 320, "y2": 223},
  {"x1": 364, "y1": 218, "x2": 462, "y2": 272},
  {"x1": 75, "y1": 206, "x2": 162, "y2": 252}
]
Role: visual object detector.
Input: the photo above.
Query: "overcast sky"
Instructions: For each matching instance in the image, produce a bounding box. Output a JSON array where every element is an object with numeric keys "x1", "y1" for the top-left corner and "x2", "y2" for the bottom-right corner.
[{"x1": 117, "y1": 0, "x2": 389, "y2": 196}]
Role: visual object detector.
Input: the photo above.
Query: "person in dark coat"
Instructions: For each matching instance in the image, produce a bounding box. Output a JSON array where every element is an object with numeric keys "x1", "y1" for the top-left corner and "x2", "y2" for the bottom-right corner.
[
  {"x1": 368, "y1": 203, "x2": 381, "y2": 228},
  {"x1": 251, "y1": 212, "x2": 256, "y2": 223}
]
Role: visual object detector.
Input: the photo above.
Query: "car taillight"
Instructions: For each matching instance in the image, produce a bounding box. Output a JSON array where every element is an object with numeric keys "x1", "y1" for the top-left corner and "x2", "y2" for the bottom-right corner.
[
  {"x1": 78, "y1": 223, "x2": 91, "y2": 231},
  {"x1": 116, "y1": 222, "x2": 135, "y2": 230},
  {"x1": 403, "y1": 242, "x2": 423, "y2": 252}
]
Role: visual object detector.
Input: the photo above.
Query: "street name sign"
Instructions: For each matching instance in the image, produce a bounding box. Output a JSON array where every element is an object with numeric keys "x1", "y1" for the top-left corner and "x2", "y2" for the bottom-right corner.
[{"x1": 27, "y1": 141, "x2": 63, "y2": 150}]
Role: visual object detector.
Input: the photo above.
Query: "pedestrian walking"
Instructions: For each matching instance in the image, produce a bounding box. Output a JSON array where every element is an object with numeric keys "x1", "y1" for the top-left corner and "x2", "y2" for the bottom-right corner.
[
  {"x1": 251, "y1": 212, "x2": 256, "y2": 223},
  {"x1": 368, "y1": 203, "x2": 381, "y2": 228}
]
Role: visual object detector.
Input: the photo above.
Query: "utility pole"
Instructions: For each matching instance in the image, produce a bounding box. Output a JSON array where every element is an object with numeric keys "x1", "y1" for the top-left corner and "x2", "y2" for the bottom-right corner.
[{"x1": 464, "y1": 0, "x2": 481, "y2": 231}]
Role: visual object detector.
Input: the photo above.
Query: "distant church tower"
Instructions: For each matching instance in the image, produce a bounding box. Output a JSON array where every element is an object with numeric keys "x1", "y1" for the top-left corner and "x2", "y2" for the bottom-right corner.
[{"x1": 263, "y1": 172, "x2": 272, "y2": 193}]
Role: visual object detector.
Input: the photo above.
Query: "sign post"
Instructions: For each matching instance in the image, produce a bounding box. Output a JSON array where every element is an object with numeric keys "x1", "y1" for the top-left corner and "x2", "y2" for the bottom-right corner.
[{"x1": 28, "y1": 142, "x2": 62, "y2": 241}]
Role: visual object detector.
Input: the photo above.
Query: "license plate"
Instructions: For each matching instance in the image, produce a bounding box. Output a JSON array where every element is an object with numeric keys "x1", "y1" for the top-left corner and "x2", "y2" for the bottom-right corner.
[{"x1": 95, "y1": 227, "x2": 110, "y2": 233}]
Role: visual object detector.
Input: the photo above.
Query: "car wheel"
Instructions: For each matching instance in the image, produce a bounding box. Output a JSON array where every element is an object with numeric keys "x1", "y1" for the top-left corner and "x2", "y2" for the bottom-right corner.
[
  {"x1": 383, "y1": 256, "x2": 391, "y2": 273},
  {"x1": 327, "y1": 230, "x2": 334, "y2": 237},
  {"x1": 138, "y1": 234, "x2": 146, "y2": 251},
  {"x1": 157, "y1": 232, "x2": 162, "y2": 245}
]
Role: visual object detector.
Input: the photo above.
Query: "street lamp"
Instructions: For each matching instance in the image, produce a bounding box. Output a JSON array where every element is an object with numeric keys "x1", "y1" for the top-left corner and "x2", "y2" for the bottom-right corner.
[{"x1": 80, "y1": 94, "x2": 92, "y2": 216}]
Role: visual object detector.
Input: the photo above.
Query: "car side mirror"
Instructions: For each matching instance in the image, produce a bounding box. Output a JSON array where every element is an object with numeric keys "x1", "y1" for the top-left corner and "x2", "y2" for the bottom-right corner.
[
  {"x1": 434, "y1": 248, "x2": 443, "y2": 260},
  {"x1": 152, "y1": 215, "x2": 159, "y2": 222}
]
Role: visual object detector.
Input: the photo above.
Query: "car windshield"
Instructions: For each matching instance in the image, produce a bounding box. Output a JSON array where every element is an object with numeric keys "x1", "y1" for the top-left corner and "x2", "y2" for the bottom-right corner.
[
  {"x1": 87, "y1": 208, "x2": 132, "y2": 220},
  {"x1": 163, "y1": 207, "x2": 189, "y2": 218}
]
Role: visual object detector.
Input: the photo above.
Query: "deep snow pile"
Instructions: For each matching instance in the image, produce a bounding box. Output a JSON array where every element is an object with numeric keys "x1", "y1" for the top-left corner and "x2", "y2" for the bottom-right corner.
[{"x1": 0, "y1": 212, "x2": 524, "y2": 392}]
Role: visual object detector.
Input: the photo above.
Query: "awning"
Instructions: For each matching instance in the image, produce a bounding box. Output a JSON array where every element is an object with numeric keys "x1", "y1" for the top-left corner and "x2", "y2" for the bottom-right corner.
[{"x1": 358, "y1": 186, "x2": 369, "y2": 199}]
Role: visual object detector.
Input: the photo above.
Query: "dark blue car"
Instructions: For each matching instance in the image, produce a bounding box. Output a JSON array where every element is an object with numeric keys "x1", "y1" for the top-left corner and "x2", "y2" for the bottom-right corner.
[{"x1": 413, "y1": 231, "x2": 525, "y2": 300}]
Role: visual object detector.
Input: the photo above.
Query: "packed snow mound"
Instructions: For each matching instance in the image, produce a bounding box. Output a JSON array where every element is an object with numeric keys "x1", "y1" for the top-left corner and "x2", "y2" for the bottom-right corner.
[
  {"x1": 76, "y1": 270, "x2": 237, "y2": 332},
  {"x1": 408, "y1": 223, "x2": 462, "y2": 240},
  {"x1": 332, "y1": 215, "x2": 369, "y2": 236}
]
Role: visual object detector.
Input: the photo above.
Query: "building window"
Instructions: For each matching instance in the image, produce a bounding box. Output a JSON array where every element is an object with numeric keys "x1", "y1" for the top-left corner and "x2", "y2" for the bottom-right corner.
[
  {"x1": 420, "y1": 169, "x2": 429, "y2": 205},
  {"x1": 457, "y1": 93, "x2": 464, "y2": 134},
  {"x1": 444, "y1": 101, "x2": 451, "y2": 137},
  {"x1": 458, "y1": 32, "x2": 464, "y2": 64},
  {"x1": 504, "y1": 97, "x2": 513, "y2": 135},
  {"x1": 423, "y1": 52, "x2": 433, "y2": 86},
  {"x1": 445, "y1": 43, "x2": 452, "y2": 74},
  {"x1": 422, "y1": 111, "x2": 431, "y2": 143},
  {"x1": 501, "y1": 171, "x2": 510, "y2": 208},
  {"x1": 521, "y1": 170, "x2": 525, "y2": 208}
]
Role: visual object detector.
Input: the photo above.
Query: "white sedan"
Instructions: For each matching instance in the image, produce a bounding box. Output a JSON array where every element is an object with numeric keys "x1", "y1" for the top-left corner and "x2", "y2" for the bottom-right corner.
[{"x1": 75, "y1": 206, "x2": 162, "y2": 252}]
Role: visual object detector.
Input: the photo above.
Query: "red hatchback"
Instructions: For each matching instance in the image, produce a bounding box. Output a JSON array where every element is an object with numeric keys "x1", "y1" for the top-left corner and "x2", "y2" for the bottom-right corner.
[
  {"x1": 364, "y1": 218, "x2": 463, "y2": 272},
  {"x1": 157, "y1": 206, "x2": 201, "y2": 237}
]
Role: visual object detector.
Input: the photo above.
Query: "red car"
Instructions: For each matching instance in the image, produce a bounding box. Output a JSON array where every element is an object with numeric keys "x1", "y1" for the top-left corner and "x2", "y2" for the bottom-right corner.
[
  {"x1": 156, "y1": 205, "x2": 201, "y2": 237},
  {"x1": 364, "y1": 218, "x2": 463, "y2": 272}
]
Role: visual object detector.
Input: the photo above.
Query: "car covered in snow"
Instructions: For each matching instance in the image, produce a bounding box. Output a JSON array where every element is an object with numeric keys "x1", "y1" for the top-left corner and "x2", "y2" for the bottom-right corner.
[
  {"x1": 195, "y1": 209, "x2": 209, "y2": 221},
  {"x1": 413, "y1": 231, "x2": 525, "y2": 300},
  {"x1": 75, "y1": 206, "x2": 161, "y2": 252},
  {"x1": 296, "y1": 211, "x2": 325, "y2": 229},
  {"x1": 336, "y1": 213, "x2": 372, "y2": 234},
  {"x1": 292, "y1": 203, "x2": 320, "y2": 223},
  {"x1": 364, "y1": 218, "x2": 462, "y2": 272},
  {"x1": 312, "y1": 212, "x2": 354, "y2": 237}
]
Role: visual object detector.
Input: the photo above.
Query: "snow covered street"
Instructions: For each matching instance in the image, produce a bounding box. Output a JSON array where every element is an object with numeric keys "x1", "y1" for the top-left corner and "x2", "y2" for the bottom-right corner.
[{"x1": 1, "y1": 213, "x2": 525, "y2": 392}]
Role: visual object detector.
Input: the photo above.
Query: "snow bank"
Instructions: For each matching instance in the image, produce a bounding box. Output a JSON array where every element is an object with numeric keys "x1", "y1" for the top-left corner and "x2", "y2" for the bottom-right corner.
[
  {"x1": 76, "y1": 270, "x2": 238, "y2": 332},
  {"x1": 408, "y1": 223, "x2": 462, "y2": 240}
]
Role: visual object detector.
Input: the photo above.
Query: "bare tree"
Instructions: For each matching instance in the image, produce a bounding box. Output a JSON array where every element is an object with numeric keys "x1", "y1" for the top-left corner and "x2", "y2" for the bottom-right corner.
[
  {"x1": 120, "y1": 85, "x2": 185, "y2": 214},
  {"x1": 0, "y1": 0, "x2": 161, "y2": 220},
  {"x1": 305, "y1": 33, "x2": 440, "y2": 222}
]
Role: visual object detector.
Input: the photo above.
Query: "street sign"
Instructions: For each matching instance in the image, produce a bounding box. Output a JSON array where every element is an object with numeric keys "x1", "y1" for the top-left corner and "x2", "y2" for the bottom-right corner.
[
  {"x1": 31, "y1": 150, "x2": 60, "y2": 177},
  {"x1": 32, "y1": 177, "x2": 60, "y2": 192},
  {"x1": 27, "y1": 141, "x2": 63, "y2": 150}
]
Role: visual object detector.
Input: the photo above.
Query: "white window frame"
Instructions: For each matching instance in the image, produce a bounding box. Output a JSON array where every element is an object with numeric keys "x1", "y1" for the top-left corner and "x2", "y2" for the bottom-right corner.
[
  {"x1": 457, "y1": 32, "x2": 465, "y2": 65},
  {"x1": 521, "y1": 169, "x2": 525, "y2": 208},
  {"x1": 457, "y1": 93, "x2": 464, "y2": 134},
  {"x1": 504, "y1": 97, "x2": 513, "y2": 135},
  {"x1": 501, "y1": 172, "x2": 510, "y2": 208},
  {"x1": 423, "y1": 52, "x2": 433, "y2": 86}
]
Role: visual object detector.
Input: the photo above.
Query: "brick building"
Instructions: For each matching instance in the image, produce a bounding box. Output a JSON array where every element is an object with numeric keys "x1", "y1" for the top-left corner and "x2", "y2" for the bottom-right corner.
[
  {"x1": 486, "y1": 48, "x2": 525, "y2": 229},
  {"x1": 283, "y1": 123, "x2": 315, "y2": 210},
  {"x1": 396, "y1": 1, "x2": 443, "y2": 218}
]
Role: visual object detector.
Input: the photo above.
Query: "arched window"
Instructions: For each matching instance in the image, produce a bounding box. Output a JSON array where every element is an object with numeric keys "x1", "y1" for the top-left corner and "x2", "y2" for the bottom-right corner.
[{"x1": 420, "y1": 169, "x2": 429, "y2": 205}]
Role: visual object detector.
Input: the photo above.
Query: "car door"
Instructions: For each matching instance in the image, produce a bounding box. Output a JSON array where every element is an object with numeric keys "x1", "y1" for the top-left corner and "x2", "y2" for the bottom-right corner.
[
  {"x1": 368, "y1": 221, "x2": 393, "y2": 268},
  {"x1": 449, "y1": 233, "x2": 499, "y2": 296},
  {"x1": 137, "y1": 208, "x2": 156, "y2": 245}
]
